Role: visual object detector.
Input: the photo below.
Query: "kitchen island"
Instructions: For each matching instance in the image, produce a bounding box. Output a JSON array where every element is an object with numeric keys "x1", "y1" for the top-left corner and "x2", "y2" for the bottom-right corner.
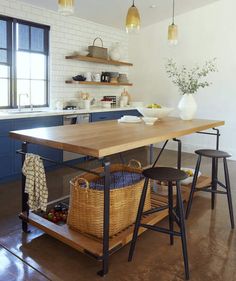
[{"x1": 9, "y1": 117, "x2": 224, "y2": 276}]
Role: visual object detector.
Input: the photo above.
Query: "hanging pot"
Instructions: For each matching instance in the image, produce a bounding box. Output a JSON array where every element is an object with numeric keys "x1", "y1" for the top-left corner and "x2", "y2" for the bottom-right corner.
[{"x1": 178, "y1": 94, "x2": 197, "y2": 120}]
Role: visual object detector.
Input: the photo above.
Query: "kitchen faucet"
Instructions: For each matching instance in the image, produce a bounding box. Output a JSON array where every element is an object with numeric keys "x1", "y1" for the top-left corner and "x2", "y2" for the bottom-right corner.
[{"x1": 18, "y1": 93, "x2": 33, "y2": 111}]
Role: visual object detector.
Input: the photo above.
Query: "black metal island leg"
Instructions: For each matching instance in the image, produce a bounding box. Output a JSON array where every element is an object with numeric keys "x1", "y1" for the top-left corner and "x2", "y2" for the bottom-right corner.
[
  {"x1": 97, "y1": 159, "x2": 111, "y2": 276},
  {"x1": 21, "y1": 142, "x2": 30, "y2": 233}
]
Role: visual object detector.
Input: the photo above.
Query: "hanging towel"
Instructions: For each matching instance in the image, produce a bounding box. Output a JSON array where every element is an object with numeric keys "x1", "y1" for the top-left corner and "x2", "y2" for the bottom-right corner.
[{"x1": 22, "y1": 153, "x2": 48, "y2": 212}]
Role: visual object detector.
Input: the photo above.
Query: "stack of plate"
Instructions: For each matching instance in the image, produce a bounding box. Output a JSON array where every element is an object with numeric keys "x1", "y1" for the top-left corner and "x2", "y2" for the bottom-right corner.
[
  {"x1": 118, "y1": 115, "x2": 141, "y2": 123},
  {"x1": 118, "y1": 73, "x2": 129, "y2": 83}
]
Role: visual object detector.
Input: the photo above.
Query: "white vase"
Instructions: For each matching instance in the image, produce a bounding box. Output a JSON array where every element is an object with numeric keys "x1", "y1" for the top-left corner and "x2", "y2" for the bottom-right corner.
[
  {"x1": 178, "y1": 94, "x2": 197, "y2": 120},
  {"x1": 109, "y1": 43, "x2": 121, "y2": 61}
]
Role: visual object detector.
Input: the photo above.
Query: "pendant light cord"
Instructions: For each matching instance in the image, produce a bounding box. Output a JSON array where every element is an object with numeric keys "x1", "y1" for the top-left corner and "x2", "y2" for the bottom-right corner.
[
  {"x1": 172, "y1": 0, "x2": 175, "y2": 24},
  {"x1": 132, "y1": 0, "x2": 135, "y2": 7}
]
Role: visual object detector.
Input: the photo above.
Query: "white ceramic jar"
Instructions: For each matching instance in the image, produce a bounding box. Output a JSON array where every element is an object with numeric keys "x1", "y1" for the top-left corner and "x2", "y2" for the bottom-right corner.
[{"x1": 109, "y1": 43, "x2": 121, "y2": 61}]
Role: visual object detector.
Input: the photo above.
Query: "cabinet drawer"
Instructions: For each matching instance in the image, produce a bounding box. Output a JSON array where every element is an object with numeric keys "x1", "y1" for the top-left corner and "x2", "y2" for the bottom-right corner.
[{"x1": 90, "y1": 112, "x2": 112, "y2": 122}]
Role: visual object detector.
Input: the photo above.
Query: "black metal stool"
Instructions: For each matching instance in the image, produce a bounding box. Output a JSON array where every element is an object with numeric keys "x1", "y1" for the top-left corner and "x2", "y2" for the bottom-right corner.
[
  {"x1": 128, "y1": 167, "x2": 190, "y2": 280},
  {"x1": 185, "y1": 149, "x2": 234, "y2": 229}
]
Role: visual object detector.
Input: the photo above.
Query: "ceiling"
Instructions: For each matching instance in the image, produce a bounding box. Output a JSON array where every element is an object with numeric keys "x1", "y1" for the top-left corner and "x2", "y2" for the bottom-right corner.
[{"x1": 19, "y1": 0, "x2": 219, "y2": 29}]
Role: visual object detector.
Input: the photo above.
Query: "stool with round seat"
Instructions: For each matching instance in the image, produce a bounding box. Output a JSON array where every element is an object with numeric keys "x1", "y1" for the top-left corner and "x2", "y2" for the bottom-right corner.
[
  {"x1": 128, "y1": 167, "x2": 190, "y2": 280},
  {"x1": 185, "y1": 149, "x2": 234, "y2": 229}
]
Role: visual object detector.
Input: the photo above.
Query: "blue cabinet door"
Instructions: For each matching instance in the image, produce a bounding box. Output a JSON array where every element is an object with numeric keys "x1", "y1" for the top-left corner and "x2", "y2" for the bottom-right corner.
[
  {"x1": 0, "y1": 116, "x2": 63, "y2": 182},
  {"x1": 13, "y1": 116, "x2": 63, "y2": 174},
  {"x1": 0, "y1": 120, "x2": 13, "y2": 178}
]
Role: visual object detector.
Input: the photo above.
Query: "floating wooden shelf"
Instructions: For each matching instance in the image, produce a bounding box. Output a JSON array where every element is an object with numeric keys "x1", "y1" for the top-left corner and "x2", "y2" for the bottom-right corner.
[
  {"x1": 65, "y1": 55, "x2": 133, "y2": 67},
  {"x1": 65, "y1": 80, "x2": 133, "y2": 86},
  {"x1": 19, "y1": 175, "x2": 211, "y2": 259}
]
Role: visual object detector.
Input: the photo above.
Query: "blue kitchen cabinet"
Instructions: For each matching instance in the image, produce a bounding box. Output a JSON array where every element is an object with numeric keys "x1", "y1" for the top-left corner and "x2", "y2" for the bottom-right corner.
[
  {"x1": 0, "y1": 115, "x2": 63, "y2": 182},
  {"x1": 13, "y1": 116, "x2": 63, "y2": 173},
  {"x1": 0, "y1": 120, "x2": 14, "y2": 178},
  {"x1": 90, "y1": 109, "x2": 140, "y2": 122}
]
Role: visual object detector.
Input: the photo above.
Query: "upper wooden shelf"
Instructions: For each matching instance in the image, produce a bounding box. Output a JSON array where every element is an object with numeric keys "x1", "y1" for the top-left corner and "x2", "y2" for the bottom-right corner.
[
  {"x1": 65, "y1": 55, "x2": 133, "y2": 67},
  {"x1": 65, "y1": 80, "x2": 133, "y2": 86}
]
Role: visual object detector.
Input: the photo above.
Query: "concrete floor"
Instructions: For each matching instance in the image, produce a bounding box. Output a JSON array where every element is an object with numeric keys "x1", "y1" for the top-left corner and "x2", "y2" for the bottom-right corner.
[{"x1": 0, "y1": 148, "x2": 235, "y2": 281}]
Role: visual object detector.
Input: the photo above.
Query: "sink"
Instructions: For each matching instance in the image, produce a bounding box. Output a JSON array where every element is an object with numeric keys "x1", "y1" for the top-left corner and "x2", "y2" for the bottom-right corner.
[{"x1": 9, "y1": 110, "x2": 44, "y2": 114}]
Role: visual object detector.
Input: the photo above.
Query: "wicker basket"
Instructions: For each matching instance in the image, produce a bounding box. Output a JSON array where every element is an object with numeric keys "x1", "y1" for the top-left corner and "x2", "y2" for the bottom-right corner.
[
  {"x1": 88, "y1": 37, "x2": 108, "y2": 59},
  {"x1": 67, "y1": 160, "x2": 151, "y2": 238}
]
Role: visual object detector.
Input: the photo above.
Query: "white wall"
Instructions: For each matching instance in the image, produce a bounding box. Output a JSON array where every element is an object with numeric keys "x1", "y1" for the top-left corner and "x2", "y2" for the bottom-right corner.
[
  {"x1": 129, "y1": 0, "x2": 236, "y2": 159},
  {"x1": 0, "y1": 0, "x2": 129, "y2": 108}
]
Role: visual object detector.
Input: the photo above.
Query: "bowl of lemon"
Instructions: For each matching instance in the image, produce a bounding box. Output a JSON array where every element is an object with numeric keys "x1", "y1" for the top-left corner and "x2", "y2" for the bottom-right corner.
[
  {"x1": 181, "y1": 168, "x2": 201, "y2": 185},
  {"x1": 137, "y1": 104, "x2": 173, "y2": 119}
]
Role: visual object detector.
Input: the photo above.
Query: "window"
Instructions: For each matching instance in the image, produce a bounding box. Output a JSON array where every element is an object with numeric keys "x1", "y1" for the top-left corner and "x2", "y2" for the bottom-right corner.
[{"x1": 0, "y1": 16, "x2": 50, "y2": 108}]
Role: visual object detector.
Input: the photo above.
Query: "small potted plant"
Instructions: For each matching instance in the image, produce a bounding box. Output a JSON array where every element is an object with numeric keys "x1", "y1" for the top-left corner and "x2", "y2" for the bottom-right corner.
[{"x1": 165, "y1": 58, "x2": 217, "y2": 120}]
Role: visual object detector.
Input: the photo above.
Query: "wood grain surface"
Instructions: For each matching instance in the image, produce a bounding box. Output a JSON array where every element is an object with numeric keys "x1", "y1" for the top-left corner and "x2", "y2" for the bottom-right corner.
[{"x1": 10, "y1": 117, "x2": 224, "y2": 158}]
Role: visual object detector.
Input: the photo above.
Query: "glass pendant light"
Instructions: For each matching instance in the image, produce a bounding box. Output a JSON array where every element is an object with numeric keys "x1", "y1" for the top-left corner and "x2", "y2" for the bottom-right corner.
[
  {"x1": 58, "y1": 0, "x2": 75, "y2": 16},
  {"x1": 168, "y1": 0, "x2": 178, "y2": 45},
  {"x1": 126, "y1": 0, "x2": 141, "y2": 33}
]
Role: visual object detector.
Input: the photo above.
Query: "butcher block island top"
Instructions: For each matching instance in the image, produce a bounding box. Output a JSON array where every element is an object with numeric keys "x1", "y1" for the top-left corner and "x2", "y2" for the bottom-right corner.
[
  {"x1": 10, "y1": 117, "x2": 225, "y2": 272},
  {"x1": 10, "y1": 117, "x2": 224, "y2": 158}
]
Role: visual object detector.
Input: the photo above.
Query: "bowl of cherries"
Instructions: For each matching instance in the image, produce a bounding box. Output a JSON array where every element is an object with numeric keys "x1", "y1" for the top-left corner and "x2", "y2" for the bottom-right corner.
[{"x1": 43, "y1": 203, "x2": 68, "y2": 225}]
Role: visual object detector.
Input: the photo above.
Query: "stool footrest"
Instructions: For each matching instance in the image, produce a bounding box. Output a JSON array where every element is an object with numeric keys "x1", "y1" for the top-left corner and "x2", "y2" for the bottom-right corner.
[
  {"x1": 200, "y1": 188, "x2": 227, "y2": 194},
  {"x1": 140, "y1": 224, "x2": 181, "y2": 237},
  {"x1": 217, "y1": 180, "x2": 226, "y2": 189},
  {"x1": 142, "y1": 205, "x2": 169, "y2": 216}
]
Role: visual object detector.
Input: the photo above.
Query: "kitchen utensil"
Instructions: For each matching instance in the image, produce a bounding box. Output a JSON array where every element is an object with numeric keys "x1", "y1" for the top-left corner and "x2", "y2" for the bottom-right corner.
[
  {"x1": 101, "y1": 72, "x2": 111, "y2": 82},
  {"x1": 83, "y1": 100, "x2": 90, "y2": 110},
  {"x1": 92, "y1": 73, "x2": 101, "y2": 82},
  {"x1": 84, "y1": 72, "x2": 92, "y2": 82}
]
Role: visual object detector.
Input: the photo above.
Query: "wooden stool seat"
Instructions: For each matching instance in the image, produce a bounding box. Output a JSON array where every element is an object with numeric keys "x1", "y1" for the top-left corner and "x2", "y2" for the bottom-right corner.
[
  {"x1": 195, "y1": 149, "x2": 231, "y2": 158},
  {"x1": 143, "y1": 167, "x2": 188, "y2": 182}
]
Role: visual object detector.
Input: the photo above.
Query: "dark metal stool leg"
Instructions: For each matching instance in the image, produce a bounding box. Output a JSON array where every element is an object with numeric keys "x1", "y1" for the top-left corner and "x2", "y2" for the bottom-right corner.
[
  {"x1": 128, "y1": 178, "x2": 149, "y2": 262},
  {"x1": 223, "y1": 158, "x2": 235, "y2": 229},
  {"x1": 211, "y1": 157, "x2": 217, "y2": 210},
  {"x1": 176, "y1": 182, "x2": 190, "y2": 280},
  {"x1": 185, "y1": 155, "x2": 201, "y2": 219},
  {"x1": 168, "y1": 181, "x2": 174, "y2": 245}
]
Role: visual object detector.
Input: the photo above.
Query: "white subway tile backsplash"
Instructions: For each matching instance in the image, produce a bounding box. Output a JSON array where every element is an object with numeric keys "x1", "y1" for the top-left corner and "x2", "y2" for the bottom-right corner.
[{"x1": 0, "y1": 0, "x2": 129, "y2": 105}]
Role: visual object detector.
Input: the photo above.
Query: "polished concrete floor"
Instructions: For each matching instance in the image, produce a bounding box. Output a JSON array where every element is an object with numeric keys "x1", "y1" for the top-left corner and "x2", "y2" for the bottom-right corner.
[{"x1": 0, "y1": 148, "x2": 235, "y2": 281}]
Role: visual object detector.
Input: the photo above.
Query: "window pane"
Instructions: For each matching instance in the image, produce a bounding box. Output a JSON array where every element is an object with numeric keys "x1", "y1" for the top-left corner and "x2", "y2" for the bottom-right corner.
[
  {"x1": 17, "y1": 79, "x2": 30, "y2": 105},
  {"x1": 16, "y1": 52, "x2": 30, "y2": 79},
  {"x1": 0, "y1": 50, "x2": 7, "y2": 63},
  {"x1": 0, "y1": 20, "x2": 7, "y2": 48},
  {"x1": 18, "y1": 24, "x2": 29, "y2": 50},
  {"x1": 31, "y1": 27, "x2": 44, "y2": 52},
  {"x1": 0, "y1": 78, "x2": 10, "y2": 107},
  {"x1": 0, "y1": 65, "x2": 9, "y2": 78},
  {"x1": 31, "y1": 53, "x2": 46, "y2": 79},
  {"x1": 31, "y1": 80, "x2": 46, "y2": 105}
]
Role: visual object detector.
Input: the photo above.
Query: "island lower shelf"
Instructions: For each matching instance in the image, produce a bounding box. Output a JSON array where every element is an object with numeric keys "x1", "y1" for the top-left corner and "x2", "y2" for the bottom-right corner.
[{"x1": 19, "y1": 175, "x2": 210, "y2": 259}]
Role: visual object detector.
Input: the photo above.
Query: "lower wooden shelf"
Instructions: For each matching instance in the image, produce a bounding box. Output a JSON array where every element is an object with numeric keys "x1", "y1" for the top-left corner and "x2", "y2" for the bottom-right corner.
[{"x1": 19, "y1": 175, "x2": 210, "y2": 260}]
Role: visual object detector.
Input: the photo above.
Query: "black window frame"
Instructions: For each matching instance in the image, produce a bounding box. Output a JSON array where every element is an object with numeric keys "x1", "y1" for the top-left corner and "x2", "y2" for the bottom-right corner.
[{"x1": 0, "y1": 15, "x2": 50, "y2": 109}]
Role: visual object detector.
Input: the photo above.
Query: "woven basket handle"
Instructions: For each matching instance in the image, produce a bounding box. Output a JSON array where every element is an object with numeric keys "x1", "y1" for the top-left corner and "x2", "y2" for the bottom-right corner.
[
  {"x1": 93, "y1": 37, "x2": 104, "y2": 47},
  {"x1": 128, "y1": 159, "x2": 142, "y2": 169},
  {"x1": 73, "y1": 177, "x2": 89, "y2": 189}
]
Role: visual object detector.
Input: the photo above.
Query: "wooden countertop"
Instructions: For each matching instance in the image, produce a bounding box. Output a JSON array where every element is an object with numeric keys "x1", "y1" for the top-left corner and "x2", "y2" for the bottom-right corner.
[{"x1": 9, "y1": 117, "x2": 224, "y2": 158}]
